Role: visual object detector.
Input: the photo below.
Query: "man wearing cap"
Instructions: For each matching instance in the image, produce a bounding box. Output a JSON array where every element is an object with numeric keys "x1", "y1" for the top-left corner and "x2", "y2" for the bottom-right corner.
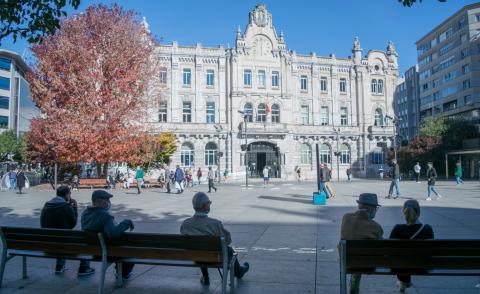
[
  {"x1": 40, "y1": 185, "x2": 95, "y2": 276},
  {"x1": 339, "y1": 193, "x2": 383, "y2": 294},
  {"x1": 180, "y1": 192, "x2": 249, "y2": 286},
  {"x1": 81, "y1": 190, "x2": 135, "y2": 281}
]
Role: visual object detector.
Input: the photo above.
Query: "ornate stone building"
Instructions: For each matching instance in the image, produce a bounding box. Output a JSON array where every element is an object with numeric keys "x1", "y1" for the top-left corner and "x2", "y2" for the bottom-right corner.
[{"x1": 148, "y1": 4, "x2": 399, "y2": 180}]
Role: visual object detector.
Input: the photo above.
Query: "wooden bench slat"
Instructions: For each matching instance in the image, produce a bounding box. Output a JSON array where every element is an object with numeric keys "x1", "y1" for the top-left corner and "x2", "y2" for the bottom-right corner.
[
  {"x1": 347, "y1": 248, "x2": 480, "y2": 256},
  {"x1": 9, "y1": 250, "x2": 102, "y2": 261},
  {"x1": 6, "y1": 240, "x2": 103, "y2": 256},
  {"x1": 2, "y1": 227, "x2": 93, "y2": 237},
  {"x1": 107, "y1": 247, "x2": 222, "y2": 263},
  {"x1": 347, "y1": 256, "x2": 480, "y2": 269},
  {"x1": 115, "y1": 258, "x2": 222, "y2": 268},
  {"x1": 110, "y1": 233, "x2": 222, "y2": 251}
]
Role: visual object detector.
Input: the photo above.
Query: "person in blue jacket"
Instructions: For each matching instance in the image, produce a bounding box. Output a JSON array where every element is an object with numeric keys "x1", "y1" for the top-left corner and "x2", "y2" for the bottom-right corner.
[
  {"x1": 174, "y1": 165, "x2": 185, "y2": 193},
  {"x1": 81, "y1": 190, "x2": 135, "y2": 281}
]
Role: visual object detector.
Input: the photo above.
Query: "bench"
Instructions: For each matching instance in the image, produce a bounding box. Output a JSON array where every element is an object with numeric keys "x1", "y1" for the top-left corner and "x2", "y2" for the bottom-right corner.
[
  {"x1": 0, "y1": 227, "x2": 105, "y2": 293},
  {"x1": 108, "y1": 232, "x2": 236, "y2": 293},
  {"x1": 0, "y1": 227, "x2": 236, "y2": 294},
  {"x1": 339, "y1": 239, "x2": 480, "y2": 294},
  {"x1": 78, "y1": 178, "x2": 108, "y2": 189}
]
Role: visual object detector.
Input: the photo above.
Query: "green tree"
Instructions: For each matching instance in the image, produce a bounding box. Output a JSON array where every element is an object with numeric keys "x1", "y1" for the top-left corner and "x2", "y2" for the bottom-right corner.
[
  {"x1": 154, "y1": 132, "x2": 177, "y2": 164},
  {"x1": 0, "y1": 130, "x2": 26, "y2": 161},
  {"x1": 0, "y1": 0, "x2": 80, "y2": 44},
  {"x1": 419, "y1": 117, "x2": 448, "y2": 137},
  {"x1": 398, "y1": 117, "x2": 479, "y2": 176}
]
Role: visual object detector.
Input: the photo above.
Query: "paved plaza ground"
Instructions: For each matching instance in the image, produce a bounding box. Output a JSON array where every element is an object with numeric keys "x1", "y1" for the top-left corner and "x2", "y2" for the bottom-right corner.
[{"x1": 0, "y1": 178, "x2": 479, "y2": 293}]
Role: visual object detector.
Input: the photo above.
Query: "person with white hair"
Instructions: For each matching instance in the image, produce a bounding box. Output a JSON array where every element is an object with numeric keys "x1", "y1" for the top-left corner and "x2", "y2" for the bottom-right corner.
[{"x1": 180, "y1": 192, "x2": 249, "y2": 286}]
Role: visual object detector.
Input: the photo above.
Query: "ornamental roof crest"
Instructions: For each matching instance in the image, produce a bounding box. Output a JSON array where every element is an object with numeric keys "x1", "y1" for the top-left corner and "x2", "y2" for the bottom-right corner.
[{"x1": 251, "y1": 4, "x2": 270, "y2": 27}]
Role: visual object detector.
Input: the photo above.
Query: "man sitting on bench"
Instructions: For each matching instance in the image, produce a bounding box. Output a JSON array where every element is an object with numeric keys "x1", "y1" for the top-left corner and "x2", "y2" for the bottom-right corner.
[
  {"x1": 40, "y1": 185, "x2": 95, "y2": 276},
  {"x1": 180, "y1": 192, "x2": 250, "y2": 286},
  {"x1": 81, "y1": 190, "x2": 135, "y2": 281},
  {"x1": 339, "y1": 193, "x2": 383, "y2": 294}
]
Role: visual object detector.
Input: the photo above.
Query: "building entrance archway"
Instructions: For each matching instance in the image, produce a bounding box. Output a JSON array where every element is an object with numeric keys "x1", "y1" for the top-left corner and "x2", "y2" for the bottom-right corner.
[{"x1": 247, "y1": 141, "x2": 281, "y2": 178}]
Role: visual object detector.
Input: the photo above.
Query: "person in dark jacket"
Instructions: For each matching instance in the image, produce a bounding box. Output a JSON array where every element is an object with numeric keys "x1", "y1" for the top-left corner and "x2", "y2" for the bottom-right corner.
[
  {"x1": 318, "y1": 163, "x2": 328, "y2": 195},
  {"x1": 390, "y1": 200, "x2": 434, "y2": 292},
  {"x1": 174, "y1": 165, "x2": 185, "y2": 193},
  {"x1": 81, "y1": 190, "x2": 135, "y2": 280},
  {"x1": 15, "y1": 169, "x2": 27, "y2": 194},
  {"x1": 325, "y1": 166, "x2": 336, "y2": 198},
  {"x1": 386, "y1": 159, "x2": 401, "y2": 199},
  {"x1": 40, "y1": 186, "x2": 95, "y2": 275},
  {"x1": 426, "y1": 162, "x2": 442, "y2": 201}
]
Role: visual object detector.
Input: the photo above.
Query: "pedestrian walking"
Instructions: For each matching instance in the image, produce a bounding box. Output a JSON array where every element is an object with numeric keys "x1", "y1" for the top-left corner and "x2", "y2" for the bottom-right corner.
[
  {"x1": 197, "y1": 167, "x2": 202, "y2": 185},
  {"x1": 426, "y1": 162, "x2": 442, "y2": 201},
  {"x1": 346, "y1": 168, "x2": 352, "y2": 182},
  {"x1": 413, "y1": 162, "x2": 421, "y2": 183},
  {"x1": 318, "y1": 163, "x2": 328, "y2": 195},
  {"x1": 379, "y1": 166, "x2": 384, "y2": 180},
  {"x1": 16, "y1": 169, "x2": 27, "y2": 194},
  {"x1": 164, "y1": 166, "x2": 172, "y2": 193},
  {"x1": 207, "y1": 166, "x2": 217, "y2": 193},
  {"x1": 386, "y1": 159, "x2": 401, "y2": 199},
  {"x1": 296, "y1": 167, "x2": 302, "y2": 182},
  {"x1": 135, "y1": 166, "x2": 144, "y2": 194},
  {"x1": 223, "y1": 169, "x2": 229, "y2": 182},
  {"x1": 8, "y1": 169, "x2": 16, "y2": 191},
  {"x1": 72, "y1": 175, "x2": 79, "y2": 191},
  {"x1": 454, "y1": 162, "x2": 463, "y2": 185},
  {"x1": 175, "y1": 165, "x2": 185, "y2": 193},
  {"x1": 325, "y1": 166, "x2": 336, "y2": 198},
  {"x1": 263, "y1": 166, "x2": 269, "y2": 188}
]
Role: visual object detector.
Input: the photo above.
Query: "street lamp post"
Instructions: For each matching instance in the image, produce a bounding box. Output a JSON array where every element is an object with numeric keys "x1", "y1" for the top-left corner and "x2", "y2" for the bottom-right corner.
[
  {"x1": 333, "y1": 127, "x2": 340, "y2": 182},
  {"x1": 238, "y1": 110, "x2": 248, "y2": 188},
  {"x1": 214, "y1": 124, "x2": 223, "y2": 182},
  {"x1": 385, "y1": 115, "x2": 399, "y2": 162}
]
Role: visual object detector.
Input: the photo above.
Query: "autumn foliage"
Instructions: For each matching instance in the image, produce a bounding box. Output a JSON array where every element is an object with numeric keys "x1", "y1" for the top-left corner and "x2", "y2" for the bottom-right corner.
[{"x1": 25, "y1": 4, "x2": 158, "y2": 165}]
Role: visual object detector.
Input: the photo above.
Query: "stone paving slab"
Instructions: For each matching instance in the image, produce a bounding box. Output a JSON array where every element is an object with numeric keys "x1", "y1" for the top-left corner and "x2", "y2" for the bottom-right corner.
[{"x1": 1, "y1": 179, "x2": 480, "y2": 293}]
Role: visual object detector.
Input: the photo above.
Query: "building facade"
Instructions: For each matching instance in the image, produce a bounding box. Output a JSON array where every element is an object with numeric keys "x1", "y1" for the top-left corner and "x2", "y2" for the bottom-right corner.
[
  {"x1": 395, "y1": 65, "x2": 421, "y2": 141},
  {"x1": 416, "y1": 3, "x2": 480, "y2": 124},
  {"x1": 148, "y1": 5, "x2": 398, "y2": 180},
  {"x1": 0, "y1": 49, "x2": 38, "y2": 136}
]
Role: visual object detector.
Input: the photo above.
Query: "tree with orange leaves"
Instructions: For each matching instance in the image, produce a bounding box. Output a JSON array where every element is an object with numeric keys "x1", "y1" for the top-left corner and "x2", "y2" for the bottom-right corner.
[{"x1": 25, "y1": 4, "x2": 159, "y2": 167}]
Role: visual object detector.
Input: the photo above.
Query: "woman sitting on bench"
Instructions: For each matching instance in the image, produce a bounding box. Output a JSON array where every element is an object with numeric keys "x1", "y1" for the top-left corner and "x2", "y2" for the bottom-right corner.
[{"x1": 389, "y1": 200, "x2": 434, "y2": 293}]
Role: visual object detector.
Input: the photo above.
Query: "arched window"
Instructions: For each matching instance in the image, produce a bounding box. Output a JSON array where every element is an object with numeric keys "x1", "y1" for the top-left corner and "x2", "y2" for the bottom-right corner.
[
  {"x1": 204, "y1": 142, "x2": 218, "y2": 166},
  {"x1": 300, "y1": 143, "x2": 312, "y2": 164},
  {"x1": 378, "y1": 80, "x2": 384, "y2": 94},
  {"x1": 180, "y1": 142, "x2": 194, "y2": 167},
  {"x1": 371, "y1": 147, "x2": 384, "y2": 164},
  {"x1": 319, "y1": 143, "x2": 331, "y2": 164},
  {"x1": 340, "y1": 144, "x2": 351, "y2": 164},
  {"x1": 244, "y1": 103, "x2": 253, "y2": 122},
  {"x1": 374, "y1": 108, "x2": 383, "y2": 126},
  {"x1": 271, "y1": 104, "x2": 280, "y2": 123},
  {"x1": 371, "y1": 79, "x2": 378, "y2": 94},
  {"x1": 257, "y1": 103, "x2": 266, "y2": 122}
]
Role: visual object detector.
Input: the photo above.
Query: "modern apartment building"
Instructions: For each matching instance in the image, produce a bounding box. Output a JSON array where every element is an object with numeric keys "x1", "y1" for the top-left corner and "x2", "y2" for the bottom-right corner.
[
  {"x1": 0, "y1": 49, "x2": 38, "y2": 136},
  {"x1": 416, "y1": 3, "x2": 480, "y2": 123},
  {"x1": 395, "y1": 65, "x2": 421, "y2": 141}
]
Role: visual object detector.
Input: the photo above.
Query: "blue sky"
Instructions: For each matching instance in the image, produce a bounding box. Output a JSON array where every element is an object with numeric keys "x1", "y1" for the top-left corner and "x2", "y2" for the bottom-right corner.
[{"x1": 1, "y1": 0, "x2": 478, "y2": 72}]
